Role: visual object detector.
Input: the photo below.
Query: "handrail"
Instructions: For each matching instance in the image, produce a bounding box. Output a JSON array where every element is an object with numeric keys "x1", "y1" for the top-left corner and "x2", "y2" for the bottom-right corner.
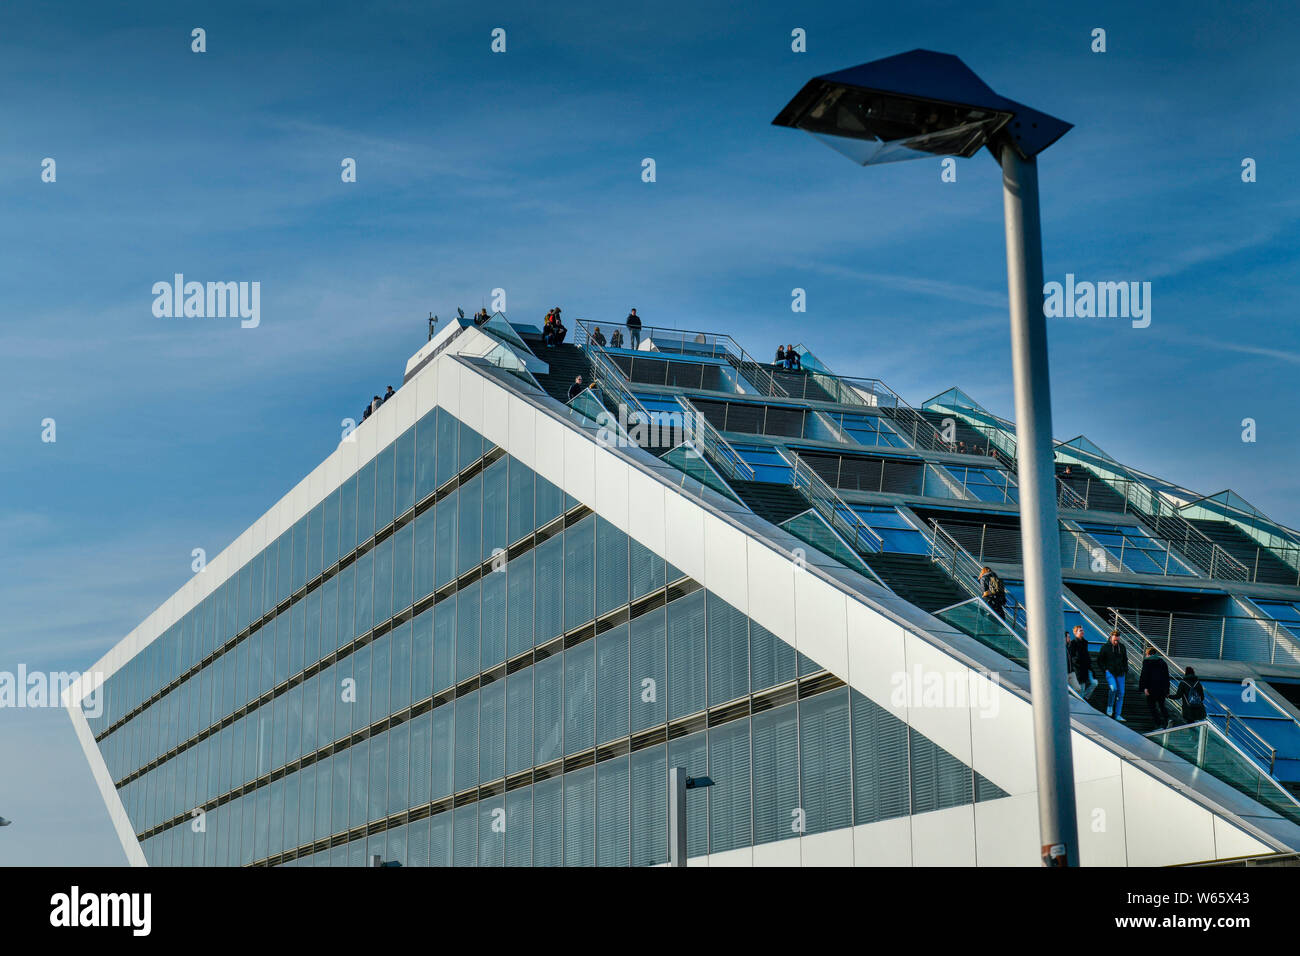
[
  {"x1": 925, "y1": 400, "x2": 1090, "y2": 509},
  {"x1": 786, "y1": 451, "x2": 884, "y2": 554},
  {"x1": 1144, "y1": 720, "x2": 1300, "y2": 824},
  {"x1": 926, "y1": 520, "x2": 1029, "y2": 633},
  {"x1": 622, "y1": 323, "x2": 792, "y2": 400},
  {"x1": 1056, "y1": 476, "x2": 1089, "y2": 510},
  {"x1": 836, "y1": 374, "x2": 955, "y2": 455},
  {"x1": 572, "y1": 318, "x2": 659, "y2": 430},
  {"x1": 1108, "y1": 609, "x2": 1278, "y2": 773},
  {"x1": 933, "y1": 596, "x2": 1030, "y2": 654},
  {"x1": 1109, "y1": 604, "x2": 1300, "y2": 668},
  {"x1": 1055, "y1": 449, "x2": 1251, "y2": 582},
  {"x1": 675, "y1": 395, "x2": 756, "y2": 484}
]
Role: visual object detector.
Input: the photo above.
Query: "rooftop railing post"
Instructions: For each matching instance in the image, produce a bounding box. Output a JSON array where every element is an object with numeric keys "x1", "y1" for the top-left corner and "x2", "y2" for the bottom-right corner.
[{"x1": 1220, "y1": 618, "x2": 1227, "y2": 660}]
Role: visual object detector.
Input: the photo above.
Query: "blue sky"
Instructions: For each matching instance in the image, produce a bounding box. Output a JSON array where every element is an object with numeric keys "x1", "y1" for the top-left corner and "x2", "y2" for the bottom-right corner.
[{"x1": 1, "y1": 0, "x2": 1297, "y2": 865}]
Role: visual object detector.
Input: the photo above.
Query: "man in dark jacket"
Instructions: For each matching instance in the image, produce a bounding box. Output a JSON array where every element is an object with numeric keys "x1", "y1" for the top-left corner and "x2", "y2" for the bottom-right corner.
[
  {"x1": 626, "y1": 308, "x2": 642, "y2": 348},
  {"x1": 567, "y1": 375, "x2": 585, "y2": 401},
  {"x1": 1170, "y1": 666, "x2": 1207, "y2": 722},
  {"x1": 1138, "y1": 646, "x2": 1171, "y2": 727},
  {"x1": 1097, "y1": 630, "x2": 1129, "y2": 722},
  {"x1": 1067, "y1": 625, "x2": 1097, "y2": 700}
]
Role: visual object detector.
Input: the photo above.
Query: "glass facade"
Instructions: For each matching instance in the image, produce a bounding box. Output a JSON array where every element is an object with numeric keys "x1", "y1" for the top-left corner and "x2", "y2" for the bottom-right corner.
[{"x1": 84, "y1": 405, "x2": 1000, "y2": 866}]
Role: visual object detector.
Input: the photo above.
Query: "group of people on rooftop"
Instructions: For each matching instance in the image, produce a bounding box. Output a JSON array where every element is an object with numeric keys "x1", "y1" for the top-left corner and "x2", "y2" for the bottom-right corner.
[
  {"x1": 582, "y1": 309, "x2": 642, "y2": 352},
  {"x1": 773, "y1": 345, "x2": 802, "y2": 371},
  {"x1": 361, "y1": 385, "x2": 396, "y2": 421},
  {"x1": 541, "y1": 307, "x2": 568, "y2": 347}
]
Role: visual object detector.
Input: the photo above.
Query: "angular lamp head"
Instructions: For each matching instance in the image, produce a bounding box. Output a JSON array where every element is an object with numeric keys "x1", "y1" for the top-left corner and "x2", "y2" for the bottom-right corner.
[{"x1": 773, "y1": 49, "x2": 1071, "y2": 164}]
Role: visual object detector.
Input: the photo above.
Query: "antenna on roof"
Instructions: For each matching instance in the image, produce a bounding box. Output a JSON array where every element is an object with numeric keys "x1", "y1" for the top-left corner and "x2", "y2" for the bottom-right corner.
[{"x1": 428, "y1": 313, "x2": 437, "y2": 341}]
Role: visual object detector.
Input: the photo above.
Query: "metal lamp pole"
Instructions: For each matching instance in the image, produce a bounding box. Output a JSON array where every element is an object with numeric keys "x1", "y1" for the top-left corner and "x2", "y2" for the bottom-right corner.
[{"x1": 1001, "y1": 144, "x2": 1077, "y2": 867}]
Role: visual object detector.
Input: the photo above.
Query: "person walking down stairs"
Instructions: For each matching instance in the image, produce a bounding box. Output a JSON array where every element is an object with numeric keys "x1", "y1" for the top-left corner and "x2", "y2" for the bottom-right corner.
[{"x1": 1098, "y1": 630, "x2": 1129, "y2": 723}]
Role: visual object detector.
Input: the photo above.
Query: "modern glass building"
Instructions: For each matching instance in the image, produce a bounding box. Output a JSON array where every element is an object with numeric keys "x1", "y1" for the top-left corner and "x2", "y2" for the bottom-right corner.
[{"x1": 67, "y1": 314, "x2": 1300, "y2": 865}]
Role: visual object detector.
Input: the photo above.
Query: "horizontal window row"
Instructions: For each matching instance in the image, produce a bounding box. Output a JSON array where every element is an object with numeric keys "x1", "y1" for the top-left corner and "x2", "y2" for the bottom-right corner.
[
  {"x1": 138, "y1": 687, "x2": 1003, "y2": 867},
  {"x1": 120, "y1": 586, "x2": 820, "y2": 836},
  {"x1": 90, "y1": 408, "x2": 549, "y2": 733}
]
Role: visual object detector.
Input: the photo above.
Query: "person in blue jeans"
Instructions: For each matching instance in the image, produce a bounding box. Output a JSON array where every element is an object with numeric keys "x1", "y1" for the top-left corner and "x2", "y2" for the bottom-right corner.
[{"x1": 1097, "y1": 630, "x2": 1129, "y2": 722}]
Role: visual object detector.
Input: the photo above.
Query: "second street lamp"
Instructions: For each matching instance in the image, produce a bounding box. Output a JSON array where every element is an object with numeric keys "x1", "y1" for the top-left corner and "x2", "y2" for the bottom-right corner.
[{"x1": 773, "y1": 48, "x2": 1078, "y2": 867}]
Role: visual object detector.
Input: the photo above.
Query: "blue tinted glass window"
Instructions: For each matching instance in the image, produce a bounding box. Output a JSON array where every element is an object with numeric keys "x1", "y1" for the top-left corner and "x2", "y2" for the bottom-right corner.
[
  {"x1": 667, "y1": 590, "x2": 706, "y2": 719},
  {"x1": 481, "y1": 568, "x2": 507, "y2": 670},
  {"x1": 457, "y1": 473, "x2": 483, "y2": 575},
  {"x1": 415, "y1": 411, "x2": 438, "y2": 502},
  {"x1": 505, "y1": 669, "x2": 533, "y2": 774},
  {"x1": 479, "y1": 678, "x2": 505, "y2": 784},
  {"x1": 629, "y1": 608, "x2": 666, "y2": 732},
  {"x1": 596, "y1": 623, "x2": 629, "y2": 745},
  {"x1": 564, "y1": 639, "x2": 595, "y2": 755},
  {"x1": 533, "y1": 653, "x2": 563, "y2": 765},
  {"x1": 507, "y1": 550, "x2": 535, "y2": 656},
  {"x1": 395, "y1": 426, "x2": 416, "y2": 516},
  {"x1": 596, "y1": 755, "x2": 629, "y2": 867},
  {"x1": 455, "y1": 580, "x2": 480, "y2": 684}
]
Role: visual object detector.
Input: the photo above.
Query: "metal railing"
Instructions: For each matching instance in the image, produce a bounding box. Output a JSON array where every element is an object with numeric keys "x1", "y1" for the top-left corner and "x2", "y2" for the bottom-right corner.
[
  {"x1": 922, "y1": 516, "x2": 1199, "y2": 581},
  {"x1": 675, "y1": 395, "x2": 756, "y2": 485},
  {"x1": 1180, "y1": 491, "x2": 1300, "y2": 578},
  {"x1": 572, "y1": 319, "x2": 761, "y2": 491},
  {"x1": 1059, "y1": 523, "x2": 1198, "y2": 578},
  {"x1": 1055, "y1": 454, "x2": 1251, "y2": 582},
  {"x1": 787, "y1": 451, "x2": 884, "y2": 555},
  {"x1": 838, "y1": 375, "x2": 954, "y2": 455},
  {"x1": 924, "y1": 404, "x2": 1107, "y2": 516},
  {"x1": 619, "y1": 324, "x2": 792, "y2": 400},
  {"x1": 927, "y1": 520, "x2": 1029, "y2": 633},
  {"x1": 1108, "y1": 609, "x2": 1279, "y2": 774},
  {"x1": 1057, "y1": 479, "x2": 1089, "y2": 511},
  {"x1": 932, "y1": 597, "x2": 1032, "y2": 669},
  {"x1": 572, "y1": 319, "x2": 660, "y2": 443},
  {"x1": 1144, "y1": 721, "x2": 1300, "y2": 827},
  {"x1": 1106, "y1": 606, "x2": 1300, "y2": 666}
]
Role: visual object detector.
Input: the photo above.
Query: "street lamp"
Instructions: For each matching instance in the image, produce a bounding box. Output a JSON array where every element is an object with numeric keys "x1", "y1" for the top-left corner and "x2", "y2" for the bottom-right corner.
[
  {"x1": 668, "y1": 768, "x2": 714, "y2": 867},
  {"x1": 774, "y1": 49, "x2": 1078, "y2": 867}
]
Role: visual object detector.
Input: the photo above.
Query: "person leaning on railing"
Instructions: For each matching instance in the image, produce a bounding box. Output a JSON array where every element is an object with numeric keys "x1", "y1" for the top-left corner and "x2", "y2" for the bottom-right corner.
[{"x1": 625, "y1": 308, "x2": 642, "y2": 348}]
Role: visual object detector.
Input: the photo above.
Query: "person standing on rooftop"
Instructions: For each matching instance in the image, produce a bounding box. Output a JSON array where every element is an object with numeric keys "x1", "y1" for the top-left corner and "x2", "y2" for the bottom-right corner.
[{"x1": 626, "y1": 308, "x2": 642, "y2": 348}]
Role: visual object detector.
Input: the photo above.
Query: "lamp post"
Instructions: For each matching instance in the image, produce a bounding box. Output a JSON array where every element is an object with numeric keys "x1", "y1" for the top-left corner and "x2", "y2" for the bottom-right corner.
[
  {"x1": 773, "y1": 49, "x2": 1078, "y2": 867},
  {"x1": 668, "y1": 768, "x2": 714, "y2": 867}
]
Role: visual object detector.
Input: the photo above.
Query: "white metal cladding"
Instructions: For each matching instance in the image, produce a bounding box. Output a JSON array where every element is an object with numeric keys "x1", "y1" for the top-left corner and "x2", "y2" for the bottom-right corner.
[{"x1": 67, "y1": 329, "x2": 1296, "y2": 865}]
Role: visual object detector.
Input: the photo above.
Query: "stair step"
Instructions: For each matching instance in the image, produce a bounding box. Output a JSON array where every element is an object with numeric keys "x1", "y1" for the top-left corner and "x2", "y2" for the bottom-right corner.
[
  {"x1": 1187, "y1": 519, "x2": 1299, "y2": 586},
  {"x1": 1054, "y1": 463, "x2": 1130, "y2": 513},
  {"x1": 861, "y1": 552, "x2": 969, "y2": 614},
  {"x1": 530, "y1": 342, "x2": 595, "y2": 405},
  {"x1": 730, "y1": 480, "x2": 811, "y2": 526}
]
